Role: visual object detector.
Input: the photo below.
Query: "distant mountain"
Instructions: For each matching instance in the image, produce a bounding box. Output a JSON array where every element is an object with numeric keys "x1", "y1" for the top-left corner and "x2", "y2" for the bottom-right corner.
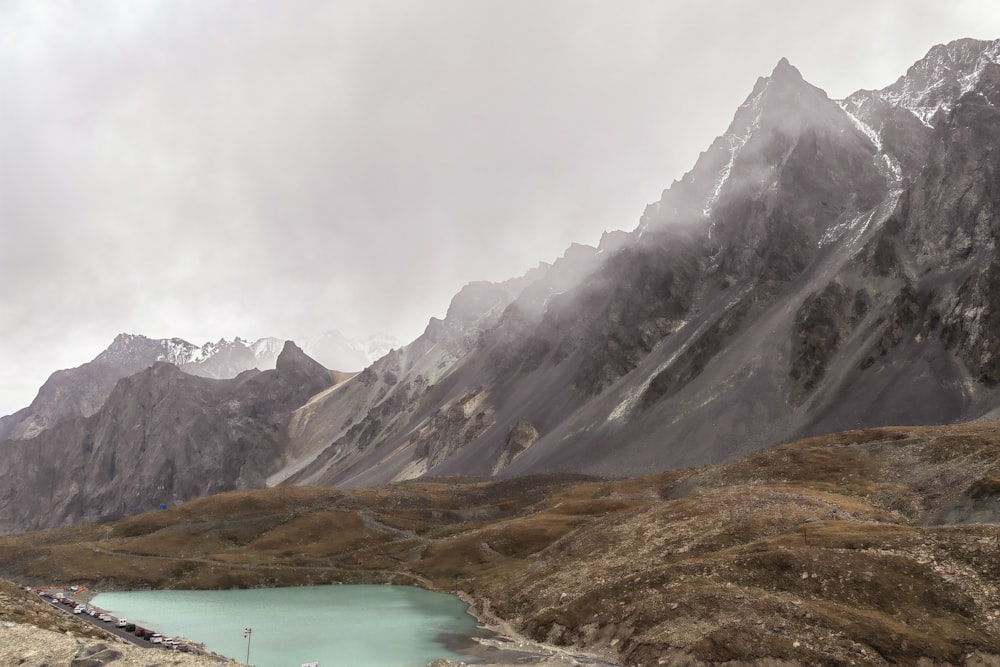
[
  {"x1": 0, "y1": 341, "x2": 335, "y2": 533},
  {"x1": 271, "y1": 38, "x2": 1000, "y2": 488},
  {"x1": 0, "y1": 329, "x2": 398, "y2": 442},
  {"x1": 298, "y1": 330, "x2": 402, "y2": 372},
  {"x1": 92, "y1": 333, "x2": 284, "y2": 374},
  {"x1": 0, "y1": 333, "x2": 286, "y2": 440}
]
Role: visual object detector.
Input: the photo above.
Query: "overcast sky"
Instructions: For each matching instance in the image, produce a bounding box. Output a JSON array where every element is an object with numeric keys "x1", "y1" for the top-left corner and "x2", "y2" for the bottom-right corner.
[{"x1": 3, "y1": 0, "x2": 1000, "y2": 417}]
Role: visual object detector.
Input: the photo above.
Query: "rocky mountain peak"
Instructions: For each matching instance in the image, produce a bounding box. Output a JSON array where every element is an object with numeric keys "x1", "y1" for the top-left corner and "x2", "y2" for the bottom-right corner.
[
  {"x1": 770, "y1": 56, "x2": 802, "y2": 81},
  {"x1": 877, "y1": 37, "x2": 1000, "y2": 126},
  {"x1": 641, "y1": 54, "x2": 868, "y2": 232},
  {"x1": 95, "y1": 333, "x2": 172, "y2": 368},
  {"x1": 275, "y1": 340, "x2": 327, "y2": 376}
]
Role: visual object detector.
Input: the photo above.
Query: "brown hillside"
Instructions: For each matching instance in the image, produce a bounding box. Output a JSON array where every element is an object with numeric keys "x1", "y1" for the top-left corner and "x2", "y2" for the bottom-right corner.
[{"x1": 2, "y1": 424, "x2": 1000, "y2": 665}]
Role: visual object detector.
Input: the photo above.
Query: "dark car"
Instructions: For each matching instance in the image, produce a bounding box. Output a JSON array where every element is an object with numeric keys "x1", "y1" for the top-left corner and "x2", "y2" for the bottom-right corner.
[
  {"x1": 135, "y1": 627, "x2": 145, "y2": 637},
  {"x1": 125, "y1": 623, "x2": 136, "y2": 632},
  {"x1": 142, "y1": 630, "x2": 153, "y2": 641}
]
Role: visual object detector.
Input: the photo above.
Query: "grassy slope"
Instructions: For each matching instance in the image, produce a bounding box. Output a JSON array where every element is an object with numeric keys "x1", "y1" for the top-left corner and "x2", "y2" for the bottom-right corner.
[{"x1": 2, "y1": 424, "x2": 1000, "y2": 665}]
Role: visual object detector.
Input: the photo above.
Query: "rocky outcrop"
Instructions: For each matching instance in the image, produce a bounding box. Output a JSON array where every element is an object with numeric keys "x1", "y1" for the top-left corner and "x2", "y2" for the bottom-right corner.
[
  {"x1": 412, "y1": 390, "x2": 496, "y2": 470},
  {"x1": 493, "y1": 419, "x2": 539, "y2": 473},
  {"x1": 942, "y1": 260, "x2": 1000, "y2": 384},
  {"x1": 788, "y1": 282, "x2": 869, "y2": 402}
]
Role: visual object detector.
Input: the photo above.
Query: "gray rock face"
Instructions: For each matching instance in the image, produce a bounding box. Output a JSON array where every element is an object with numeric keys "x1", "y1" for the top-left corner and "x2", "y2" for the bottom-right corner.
[
  {"x1": 0, "y1": 342, "x2": 333, "y2": 534},
  {"x1": 2, "y1": 361, "x2": 137, "y2": 441},
  {"x1": 493, "y1": 419, "x2": 539, "y2": 474},
  {"x1": 273, "y1": 38, "x2": 1000, "y2": 488},
  {"x1": 0, "y1": 333, "x2": 288, "y2": 440}
]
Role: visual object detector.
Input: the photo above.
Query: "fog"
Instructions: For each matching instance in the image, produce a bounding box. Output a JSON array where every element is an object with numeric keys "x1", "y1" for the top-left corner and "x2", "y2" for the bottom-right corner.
[{"x1": 3, "y1": 0, "x2": 1000, "y2": 416}]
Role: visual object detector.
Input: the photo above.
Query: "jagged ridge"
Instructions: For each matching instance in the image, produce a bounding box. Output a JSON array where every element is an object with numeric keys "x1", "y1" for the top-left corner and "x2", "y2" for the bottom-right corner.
[{"x1": 273, "y1": 37, "x2": 1000, "y2": 490}]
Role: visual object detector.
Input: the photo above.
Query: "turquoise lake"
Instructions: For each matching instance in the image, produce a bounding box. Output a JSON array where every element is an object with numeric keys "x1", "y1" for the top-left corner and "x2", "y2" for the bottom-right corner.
[{"x1": 92, "y1": 585, "x2": 485, "y2": 667}]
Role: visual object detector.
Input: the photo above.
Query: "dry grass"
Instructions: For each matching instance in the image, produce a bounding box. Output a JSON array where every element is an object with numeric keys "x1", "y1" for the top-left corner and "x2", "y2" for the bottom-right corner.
[{"x1": 2, "y1": 423, "x2": 1000, "y2": 664}]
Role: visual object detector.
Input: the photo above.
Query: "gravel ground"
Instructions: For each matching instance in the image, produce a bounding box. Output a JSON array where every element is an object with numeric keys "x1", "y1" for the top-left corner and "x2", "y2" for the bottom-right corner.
[{"x1": 0, "y1": 621, "x2": 238, "y2": 666}]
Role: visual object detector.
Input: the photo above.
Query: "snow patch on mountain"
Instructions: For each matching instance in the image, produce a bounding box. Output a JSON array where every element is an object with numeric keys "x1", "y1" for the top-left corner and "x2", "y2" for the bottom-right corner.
[
  {"x1": 868, "y1": 38, "x2": 1000, "y2": 126},
  {"x1": 837, "y1": 104, "x2": 903, "y2": 186},
  {"x1": 702, "y1": 81, "x2": 767, "y2": 218},
  {"x1": 90, "y1": 333, "x2": 284, "y2": 380}
]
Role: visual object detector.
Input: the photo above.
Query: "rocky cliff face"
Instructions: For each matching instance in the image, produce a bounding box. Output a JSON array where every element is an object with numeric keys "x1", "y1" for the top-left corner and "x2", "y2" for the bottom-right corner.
[
  {"x1": 272, "y1": 38, "x2": 1000, "y2": 488},
  {"x1": 0, "y1": 342, "x2": 333, "y2": 533}
]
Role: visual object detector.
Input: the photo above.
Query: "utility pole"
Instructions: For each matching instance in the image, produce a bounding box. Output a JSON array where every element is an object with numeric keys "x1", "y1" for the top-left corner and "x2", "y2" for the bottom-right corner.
[{"x1": 243, "y1": 627, "x2": 252, "y2": 665}]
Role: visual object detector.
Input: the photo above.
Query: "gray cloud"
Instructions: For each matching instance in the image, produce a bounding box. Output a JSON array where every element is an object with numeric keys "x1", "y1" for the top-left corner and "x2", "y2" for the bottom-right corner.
[{"x1": 3, "y1": 0, "x2": 1000, "y2": 415}]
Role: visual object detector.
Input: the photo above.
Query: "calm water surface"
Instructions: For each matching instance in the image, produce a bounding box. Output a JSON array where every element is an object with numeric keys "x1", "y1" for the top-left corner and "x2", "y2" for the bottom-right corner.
[{"x1": 92, "y1": 585, "x2": 484, "y2": 667}]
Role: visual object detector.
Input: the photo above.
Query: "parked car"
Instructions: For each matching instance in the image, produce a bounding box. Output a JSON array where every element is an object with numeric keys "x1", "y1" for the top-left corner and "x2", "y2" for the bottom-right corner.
[
  {"x1": 124, "y1": 623, "x2": 136, "y2": 632},
  {"x1": 116, "y1": 618, "x2": 127, "y2": 627},
  {"x1": 134, "y1": 627, "x2": 146, "y2": 637},
  {"x1": 72, "y1": 606, "x2": 83, "y2": 614},
  {"x1": 151, "y1": 634, "x2": 163, "y2": 644}
]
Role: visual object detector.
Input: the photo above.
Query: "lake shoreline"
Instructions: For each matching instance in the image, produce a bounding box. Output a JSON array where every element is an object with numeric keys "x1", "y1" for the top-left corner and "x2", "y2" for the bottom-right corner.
[
  {"x1": 439, "y1": 591, "x2": 620, "y2": 667},
  {"x1": 83, "y1": 582, "x2": 619, "y2": 667}
]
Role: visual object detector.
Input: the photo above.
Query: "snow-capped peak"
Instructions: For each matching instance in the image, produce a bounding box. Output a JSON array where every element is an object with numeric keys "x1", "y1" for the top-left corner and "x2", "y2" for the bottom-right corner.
[
  {"x1": 94, "y1": 333, "x2": 286, "y2": 377},
  {"x1": 877, "y1": 38, "x2": 1000, "y2": 126},
  {"x1": 701, "y1": 76, "x2": 768, "y2": 217}
]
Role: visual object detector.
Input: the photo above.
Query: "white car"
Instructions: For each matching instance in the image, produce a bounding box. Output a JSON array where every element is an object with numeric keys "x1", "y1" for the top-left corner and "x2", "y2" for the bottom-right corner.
[
  {"x1": 72, "y1": 607, "x2": 84, "y2": 614},
  {"x1": 116, "y1": 618, "x2": 128, "y2": 627},
  {"x1": 99, "y1": 614, "x2": 112, "y2": 622},
  {"x1": 151, "y1": 634, "x2": 163, "y2": 644}
]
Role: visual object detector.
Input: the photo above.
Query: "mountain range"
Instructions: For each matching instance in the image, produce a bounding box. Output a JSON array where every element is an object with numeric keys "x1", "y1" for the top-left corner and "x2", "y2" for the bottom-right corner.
[
  {"x1": 0, "y1": 330, "x2": 397, "y2": 442},
  {"x1": 274, "y1": 38, "x2": 1000, "y2": 487},
  {"x1": 3, "y1": 37, "x2": 1000, "y2": 534}
]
